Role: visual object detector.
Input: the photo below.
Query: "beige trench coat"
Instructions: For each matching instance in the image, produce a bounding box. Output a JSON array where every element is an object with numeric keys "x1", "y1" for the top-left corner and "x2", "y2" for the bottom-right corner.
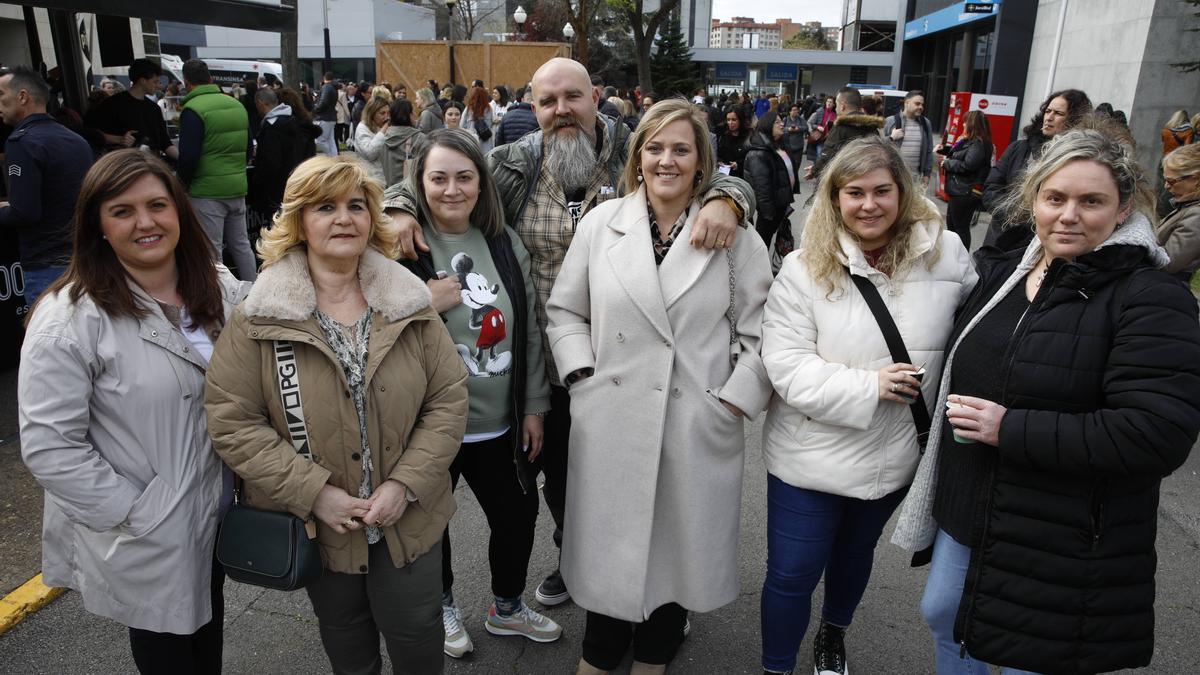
[
  {"x1": 19, "y1": 269, "x2": 248, "y2": 633},
  {"x1": 546, "y1": 189, "x2": 773, "y2": 621}
]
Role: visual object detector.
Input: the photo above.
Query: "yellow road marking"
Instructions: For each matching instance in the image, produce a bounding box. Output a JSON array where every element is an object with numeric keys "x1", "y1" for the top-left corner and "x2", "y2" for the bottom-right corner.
[{"x1": 0, "y1": 574, "x2": 65, "y2": 635}]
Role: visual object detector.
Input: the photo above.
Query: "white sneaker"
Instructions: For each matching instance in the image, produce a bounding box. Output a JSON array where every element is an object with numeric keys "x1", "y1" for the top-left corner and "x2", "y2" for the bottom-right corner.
[
  {"x1": 484, "y1": 602, "x2": 563, "y2": 643},
  {"x1": 443, "y1": 603, "x2": 474, "y2": 658}
]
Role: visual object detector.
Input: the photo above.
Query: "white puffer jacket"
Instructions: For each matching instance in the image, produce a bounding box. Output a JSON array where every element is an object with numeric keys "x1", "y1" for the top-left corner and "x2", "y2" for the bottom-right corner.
[{"x1": 762, "y1": 213, "x2": 977, "y2": 499}]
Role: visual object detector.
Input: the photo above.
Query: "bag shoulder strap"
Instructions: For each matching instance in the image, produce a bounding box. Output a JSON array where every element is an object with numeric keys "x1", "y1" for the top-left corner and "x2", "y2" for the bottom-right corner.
[
  {"x1": 844, "y1": 267, "x2": 932, "y2": 449},
  {"x1": 725, "y1": 248, "x2": 738, "y2": 364},
  {"x1": 273, "y1": 340, "x2": 312, "y2": 460}
]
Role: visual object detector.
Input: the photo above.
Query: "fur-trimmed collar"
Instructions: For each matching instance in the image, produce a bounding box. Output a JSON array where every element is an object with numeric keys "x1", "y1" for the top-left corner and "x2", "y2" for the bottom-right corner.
[
  {"x1": 241, "y1": 248, "x2": 431, "y2": 322},
  {"x1": 834, "y1": 112, "x2": 885, "y2": 129}
]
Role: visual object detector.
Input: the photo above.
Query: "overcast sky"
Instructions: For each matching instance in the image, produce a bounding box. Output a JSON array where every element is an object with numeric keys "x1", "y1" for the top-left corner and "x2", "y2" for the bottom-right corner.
[{"x1": 710, "y1": 0, "x2": 843, "y2": 27}]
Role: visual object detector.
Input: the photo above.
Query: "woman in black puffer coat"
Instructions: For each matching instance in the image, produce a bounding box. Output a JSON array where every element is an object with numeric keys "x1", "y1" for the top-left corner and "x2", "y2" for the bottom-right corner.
[
  {"x1": 743, "y1": 111, "x2": 796, "y2": 248},
  {"x1": 938, "y1": 110, "x2": 993, "y2": 250},
  {"x1": 892, "y1": 127, "x2": 1200, "y2": 675}
]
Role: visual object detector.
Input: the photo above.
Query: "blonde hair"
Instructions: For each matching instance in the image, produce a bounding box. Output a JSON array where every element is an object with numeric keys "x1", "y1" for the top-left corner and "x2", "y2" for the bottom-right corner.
[
  {"x1": 1164, "y1": 142, "x2": 1200, "y2": 178},
  {"x1": 620, "y1": 98, "x2": 714, "y2": 199},
  {"x1": 361, "y1": 97, "x2": 390, "y2": 132},
  {"x1": 257, "y1": 156, "x2": 400, "y2": 266},
  {"x1": 416, "y1": 87, "x2": 438, "y2": 110},
  {"x1": 801, "y1": 135, "x2": 942, "y2": 295},
  {"x1": 370, "y1": 85, "x2": 393, "y2": 102},
  {"x1": 1165, "y1": 109, "x2": 1191, "y2": 129},
  {"x1": 999, "y1": 119, "x2": 1155, "y2": 231},
  {"x1": 611, "y1": 96, "x2": 633, "y2": 118}
]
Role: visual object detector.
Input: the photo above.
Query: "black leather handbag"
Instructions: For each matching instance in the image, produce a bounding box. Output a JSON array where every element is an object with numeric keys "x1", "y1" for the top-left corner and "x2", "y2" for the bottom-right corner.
[
  {"x1": 216, "y1": 341, "x2": 323, "y2": 591},
  {"x1": 217, "y1": 500, "x2": 322, "y2": 590}
]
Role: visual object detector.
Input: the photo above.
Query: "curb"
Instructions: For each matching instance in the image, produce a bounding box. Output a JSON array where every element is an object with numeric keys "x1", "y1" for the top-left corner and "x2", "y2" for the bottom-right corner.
[{"x1": 0, "y1": 574, "x2": 65, "y2": 636}]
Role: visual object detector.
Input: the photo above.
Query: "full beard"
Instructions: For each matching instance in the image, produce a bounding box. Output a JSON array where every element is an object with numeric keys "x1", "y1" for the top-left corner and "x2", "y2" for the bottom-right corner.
[{"x1": 543, "y1": 122, "x2": 598, "y2": 195}]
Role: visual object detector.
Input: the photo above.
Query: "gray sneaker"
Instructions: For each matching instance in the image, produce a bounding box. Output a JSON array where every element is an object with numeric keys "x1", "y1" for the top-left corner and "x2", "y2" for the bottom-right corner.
[
  {"x1": 442, "y1": 603, "x2": 474, "y2": 658},
  {"x1": 485, "y1": 602, "x2": 563, "y2": 643}
]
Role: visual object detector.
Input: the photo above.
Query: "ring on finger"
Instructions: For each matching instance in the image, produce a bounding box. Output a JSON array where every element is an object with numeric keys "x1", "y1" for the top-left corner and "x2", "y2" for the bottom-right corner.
[{"x1": 889, "y1": 383, "x2": 899, "y2": 393}]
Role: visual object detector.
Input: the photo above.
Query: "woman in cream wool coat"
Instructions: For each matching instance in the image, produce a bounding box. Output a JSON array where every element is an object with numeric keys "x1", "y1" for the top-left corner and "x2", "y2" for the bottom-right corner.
[
  {"x1": 759, "y1": 137, "x2": 976, "y2": 675},
  {"x1": 547, "y1": 99, "x2": 772, "y2": 674}
]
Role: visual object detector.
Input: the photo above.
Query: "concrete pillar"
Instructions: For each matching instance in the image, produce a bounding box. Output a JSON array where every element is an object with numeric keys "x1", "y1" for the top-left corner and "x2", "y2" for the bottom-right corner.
[
  {"x1": 47, "y1": 10, "x2": 87, "y2": 114},
  {"x1": 957, "y1": 29, "x2": 974, "y2": 92}
]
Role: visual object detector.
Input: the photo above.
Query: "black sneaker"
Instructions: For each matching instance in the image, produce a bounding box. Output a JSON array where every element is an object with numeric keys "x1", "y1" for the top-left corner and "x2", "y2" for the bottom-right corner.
[
  {"x1": 812, "y1": 621, "x2": 848, "y2": 675},
  {"x1": 534, "y1": 568, "x2": 571, "y2": 606}
]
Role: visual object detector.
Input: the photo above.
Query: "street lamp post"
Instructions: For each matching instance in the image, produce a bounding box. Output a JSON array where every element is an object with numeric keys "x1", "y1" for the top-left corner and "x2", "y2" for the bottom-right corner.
[
  {"x1": 563, "y1": 22, "x2": 575, "y2": 58},
  {"x1": 514, "y1": 6, "x2": 527, "y2": 42},
  {"x1": 321, "y1": 0, "x2": 332, "y2": 77},
  {"x1": 446, "y1": 0, "x2": 457, "y2": 84}
]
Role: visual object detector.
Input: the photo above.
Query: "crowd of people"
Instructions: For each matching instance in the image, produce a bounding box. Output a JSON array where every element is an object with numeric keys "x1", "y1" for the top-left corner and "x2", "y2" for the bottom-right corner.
[{"x1": 3, "y1": 52, "x2": 1200, "y2": 675}]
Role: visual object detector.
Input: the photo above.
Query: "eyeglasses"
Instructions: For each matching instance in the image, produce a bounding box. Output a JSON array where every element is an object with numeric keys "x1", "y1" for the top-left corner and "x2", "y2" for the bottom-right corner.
[{"x1": 1164, "y1": 174, "x2": 1196, "y2": 187}]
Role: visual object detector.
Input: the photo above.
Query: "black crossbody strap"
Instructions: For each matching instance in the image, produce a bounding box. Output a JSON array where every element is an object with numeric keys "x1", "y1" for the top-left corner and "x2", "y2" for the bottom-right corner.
[{"x1": 845, "y1": 268, "x2": 932, "y2": 450}]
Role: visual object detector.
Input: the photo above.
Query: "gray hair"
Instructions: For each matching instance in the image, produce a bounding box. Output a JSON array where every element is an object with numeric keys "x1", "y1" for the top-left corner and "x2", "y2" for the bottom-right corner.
[
  {"x1": 1000, "y1": 120, "x2": 1155, "y2": 229},
  {"x1": 254, "y1": 87, "x2": 278, "y2": 107}
]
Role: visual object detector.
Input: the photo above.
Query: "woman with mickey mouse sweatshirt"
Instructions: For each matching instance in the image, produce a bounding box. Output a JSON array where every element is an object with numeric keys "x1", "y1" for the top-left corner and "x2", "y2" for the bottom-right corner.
[{"x1": 399, "y1": 128, "x2": 560, "y2": 656}]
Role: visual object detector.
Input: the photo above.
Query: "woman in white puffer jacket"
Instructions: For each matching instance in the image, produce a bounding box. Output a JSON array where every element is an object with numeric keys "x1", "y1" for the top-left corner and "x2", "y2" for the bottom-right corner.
[{"x1": 759, "y1": 136, "x2": 977, "y2": 675}]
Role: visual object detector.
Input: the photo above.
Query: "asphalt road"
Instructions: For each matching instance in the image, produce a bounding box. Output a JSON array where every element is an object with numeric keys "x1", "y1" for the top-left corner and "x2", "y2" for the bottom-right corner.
[{"x1": 1, "y1": 175, "x2": 1197, "y2": 673}]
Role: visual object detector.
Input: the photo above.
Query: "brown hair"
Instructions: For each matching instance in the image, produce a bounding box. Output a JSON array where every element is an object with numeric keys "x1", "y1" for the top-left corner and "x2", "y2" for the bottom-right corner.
[
  {"x1": 33, "y1": 150, "x2": 223, "y2": 328},
  {"x1": 467, "y1": 86, "x2": 490, "y2": 118},
  {"x1": 278, "y1": 87, "x2": 312, "y2": 123},
  {"x1": 962, "y1": 110, "x2": 992, "y2": 148}
]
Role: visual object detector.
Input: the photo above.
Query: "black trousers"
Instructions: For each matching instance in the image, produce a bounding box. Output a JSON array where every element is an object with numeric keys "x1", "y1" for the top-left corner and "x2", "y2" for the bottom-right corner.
[
  {"x1": 441, "y1": 433, "x2": 540, "y2": 598},
  {"x1": 335, "y1": 122, "x2": 350, "y2": 145},
  {"x1": 128, "y1": 552, "x2": 225, "y2": 675},
  {"x1": 532, "y1": 384, "x2": 571, "y2": 551},
  {"x1": 582, "y1": 603, "x2": 688, "y2": 670},
  {"x1": 946, "y1": 193, "x2": 981, "y2": 251}
]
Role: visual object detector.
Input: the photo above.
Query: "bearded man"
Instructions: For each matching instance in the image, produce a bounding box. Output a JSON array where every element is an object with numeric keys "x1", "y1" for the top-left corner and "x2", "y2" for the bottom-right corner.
[{"x1": 383, "y1": 57, "x2": 755, "y2": 640}]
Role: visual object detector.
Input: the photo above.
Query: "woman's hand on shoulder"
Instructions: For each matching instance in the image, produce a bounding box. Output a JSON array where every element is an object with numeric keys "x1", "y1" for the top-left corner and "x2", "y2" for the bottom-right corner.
[
  {"x1": 428, "y1": 274, "x2": 462, "y2": 313},
  {"x1": 312, "y1": 484, "x2": 373, "y2": 534}
]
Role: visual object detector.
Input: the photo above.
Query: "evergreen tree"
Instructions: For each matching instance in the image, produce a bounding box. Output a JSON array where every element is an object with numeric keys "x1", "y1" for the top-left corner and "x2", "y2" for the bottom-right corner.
[{"x1": 650, "y1": 13, "x2": 698, "y2": 98}]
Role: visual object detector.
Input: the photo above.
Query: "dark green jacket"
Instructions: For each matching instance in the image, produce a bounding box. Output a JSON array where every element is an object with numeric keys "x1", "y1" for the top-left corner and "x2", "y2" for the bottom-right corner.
[
  {"x1": 182, "y1": 84, "x2": 249, "y2": 199},
  {"x1": 384, "y1": 113, "x2": 755, "y2": 230}
]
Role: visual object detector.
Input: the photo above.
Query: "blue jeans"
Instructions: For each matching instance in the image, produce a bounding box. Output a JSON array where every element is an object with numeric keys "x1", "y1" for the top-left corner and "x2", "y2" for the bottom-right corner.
[
  {"x1": 22, "y1": 265, "x2": 66, "y2": 307},
  {"x1": 921, "y1": 529, "x2": 1040, "y2": 675},
  {"x1": 760, "y1": 474, "x2": 907, "y2": 672}
]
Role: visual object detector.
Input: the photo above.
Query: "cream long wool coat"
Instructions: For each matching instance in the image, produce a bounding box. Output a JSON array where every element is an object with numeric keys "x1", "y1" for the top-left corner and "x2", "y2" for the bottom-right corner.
[{"x1": 546, "y1": 189, "x2": 774, "y2": 622}]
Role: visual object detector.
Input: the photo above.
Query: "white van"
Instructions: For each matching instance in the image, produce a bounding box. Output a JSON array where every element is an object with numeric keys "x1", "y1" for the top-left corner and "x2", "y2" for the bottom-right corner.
[{"x1": 160, "y1": 54, "x2": 283, "y2": 92}]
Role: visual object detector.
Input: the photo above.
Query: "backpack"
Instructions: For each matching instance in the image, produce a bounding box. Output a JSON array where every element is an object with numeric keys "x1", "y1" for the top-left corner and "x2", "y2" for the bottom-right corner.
[{"x1": 382, "y1": 132, "x2": 416, "y2": 187}]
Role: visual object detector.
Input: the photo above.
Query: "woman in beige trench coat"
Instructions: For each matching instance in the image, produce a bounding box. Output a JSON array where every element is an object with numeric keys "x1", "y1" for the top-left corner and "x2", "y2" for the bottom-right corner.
[{"x1": 546, "y1": 99, "x2": 773, "y2": 674}]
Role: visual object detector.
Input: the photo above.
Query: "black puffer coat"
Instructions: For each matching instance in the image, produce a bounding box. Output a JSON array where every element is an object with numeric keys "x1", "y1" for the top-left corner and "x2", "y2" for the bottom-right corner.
[
  {"x1": 742, "y1": 133, "x2": 794, "y2": 235},
  {"x1": 950, "y1": 221, "x2": 1200, "y2": 673},
  {"x1": 941, "y1": 137, "x2": 992, "y2": 198}
]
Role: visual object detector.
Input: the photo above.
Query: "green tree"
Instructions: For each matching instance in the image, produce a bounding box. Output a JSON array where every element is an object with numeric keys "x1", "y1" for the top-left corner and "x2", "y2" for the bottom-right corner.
[
  {"x1": 650, "y1": 13, "x2": 697, "y2": 97},
  {"x1": 783, "y1": 26, "x2": 831, "y2": 51}
]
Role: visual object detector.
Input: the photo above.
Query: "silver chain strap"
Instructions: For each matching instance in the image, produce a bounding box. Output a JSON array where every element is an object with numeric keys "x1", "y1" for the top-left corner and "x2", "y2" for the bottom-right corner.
[{"x1": 726, "y1": 248, "x2": 738, "y2": 364}]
